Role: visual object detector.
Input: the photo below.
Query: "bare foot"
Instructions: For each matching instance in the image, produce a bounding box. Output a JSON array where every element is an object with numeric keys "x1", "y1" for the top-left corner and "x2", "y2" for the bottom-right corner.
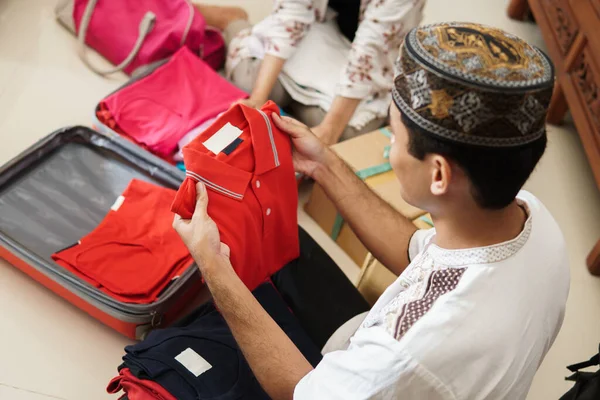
[{"x1": 194, "y1": 4, "x2": 249, "y2": 31}]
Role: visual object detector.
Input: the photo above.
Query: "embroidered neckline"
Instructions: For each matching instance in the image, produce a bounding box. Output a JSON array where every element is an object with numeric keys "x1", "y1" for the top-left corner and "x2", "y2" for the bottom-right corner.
[{"x1": 425, "y1": 199, "x2": 532, "y2": 267}]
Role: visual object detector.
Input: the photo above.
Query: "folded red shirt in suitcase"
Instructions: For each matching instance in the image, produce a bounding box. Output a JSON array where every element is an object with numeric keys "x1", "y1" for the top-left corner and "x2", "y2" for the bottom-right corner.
[
  {"x1": 171, "y1": 101, "x2": 299, "y2": 291},
  {"x1": 52, "y1": 179, "x2": 193, "y2": 304}
]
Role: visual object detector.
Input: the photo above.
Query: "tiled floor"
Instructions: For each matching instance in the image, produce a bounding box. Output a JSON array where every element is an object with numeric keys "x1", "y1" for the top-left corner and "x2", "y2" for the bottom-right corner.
[{"x1": 1, "y1": 0, "x2": 599, "y2": 399}]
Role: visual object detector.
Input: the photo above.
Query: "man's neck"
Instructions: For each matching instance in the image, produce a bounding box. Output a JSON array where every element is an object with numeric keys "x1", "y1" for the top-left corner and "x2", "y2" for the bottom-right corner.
[{"x1": 431, "y1": 200, "x2": 527, "y2": 250}]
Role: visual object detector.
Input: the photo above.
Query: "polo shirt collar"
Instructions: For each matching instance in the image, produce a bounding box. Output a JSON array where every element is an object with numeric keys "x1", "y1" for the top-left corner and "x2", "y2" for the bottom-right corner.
[
  {"x1": 240, "y1": 103, "x2": 281, "y2": 176},
  {"x1": 182, "y1": 103, "x2": 281, "y2": 202}
]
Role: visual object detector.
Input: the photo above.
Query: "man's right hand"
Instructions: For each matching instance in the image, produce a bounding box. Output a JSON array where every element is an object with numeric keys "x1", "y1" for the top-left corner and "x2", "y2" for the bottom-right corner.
[{"x1": 271, "y1": 113, "x2": 330, "y2": 178}]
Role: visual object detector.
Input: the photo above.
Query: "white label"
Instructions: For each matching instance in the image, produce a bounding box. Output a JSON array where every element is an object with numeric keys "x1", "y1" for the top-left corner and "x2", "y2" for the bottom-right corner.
[
  {"x1": 203, "y1": 122, "x2": 243, "y2": 155},
  {"x1": 175, "y1": 348, "x2": 212, "y2": 377},
  {"x1": 111, "y1": 195, "x2": 125, "y2": 211}
]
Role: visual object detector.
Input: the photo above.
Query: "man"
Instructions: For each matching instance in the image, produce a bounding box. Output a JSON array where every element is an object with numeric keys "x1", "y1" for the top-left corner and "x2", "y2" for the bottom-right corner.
[{"x1": 173, "y1": 22, "x2": 569, "y2": 399}]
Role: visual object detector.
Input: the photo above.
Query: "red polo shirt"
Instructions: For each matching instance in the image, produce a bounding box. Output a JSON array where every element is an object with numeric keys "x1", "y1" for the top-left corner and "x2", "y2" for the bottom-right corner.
[
  {"x1": 52, "y1": 179, "x2": 193, "y2": 304},
  {"x1": 171, "y1": 101, "x2": 299, "y2": 290}
]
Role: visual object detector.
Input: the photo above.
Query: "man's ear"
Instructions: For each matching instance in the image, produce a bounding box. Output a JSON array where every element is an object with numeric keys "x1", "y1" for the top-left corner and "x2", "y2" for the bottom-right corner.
[{"x1": 430, "y1": 155, "x2": 452, "y2": 196}]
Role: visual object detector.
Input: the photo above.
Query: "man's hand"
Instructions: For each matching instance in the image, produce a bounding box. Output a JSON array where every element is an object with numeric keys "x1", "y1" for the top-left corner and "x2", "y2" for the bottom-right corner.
[
  {"x1": 272, "y1": 113, "x2": 330, "y2": 178},
  {"x1": 173, "y1": 182, "x2": 232, "y2": 271}
]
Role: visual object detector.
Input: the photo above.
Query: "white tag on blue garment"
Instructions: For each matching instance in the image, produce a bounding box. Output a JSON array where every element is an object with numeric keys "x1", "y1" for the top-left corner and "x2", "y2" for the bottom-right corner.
[
  {"x1": 175, "y1": 348, "x2": 213, "y2": 377},
  {"x1": 203, "y1": 122, "x2": 243, "y2": 155},
  {"x1": 111, "y1": 195, "x2": 125, "y2": 211}
]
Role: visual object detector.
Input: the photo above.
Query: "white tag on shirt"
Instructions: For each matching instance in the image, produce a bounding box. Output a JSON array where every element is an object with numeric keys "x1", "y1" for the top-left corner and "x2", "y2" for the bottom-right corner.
[
  {"x1": 203, "y1": 122, "x2": 243, "y2": 155},
  {"x1": 175, "y1": 348, "x2": 212, "y2": 377},
  {"x1": 111, "y1": 195, "x2": 125, "y2": 211}
]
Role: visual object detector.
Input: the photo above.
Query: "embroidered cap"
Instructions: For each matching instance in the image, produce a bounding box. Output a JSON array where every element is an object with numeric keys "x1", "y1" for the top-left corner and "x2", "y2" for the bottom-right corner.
[{"x1": 393, "y1": 22, "x2": 555, "y2": 147}]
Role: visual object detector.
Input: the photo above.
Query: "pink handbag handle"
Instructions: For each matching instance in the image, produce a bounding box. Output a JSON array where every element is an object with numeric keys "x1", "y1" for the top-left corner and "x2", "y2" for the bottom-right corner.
[{"x1": 76, "y1": 0, "x2": 196, "y2": 76}]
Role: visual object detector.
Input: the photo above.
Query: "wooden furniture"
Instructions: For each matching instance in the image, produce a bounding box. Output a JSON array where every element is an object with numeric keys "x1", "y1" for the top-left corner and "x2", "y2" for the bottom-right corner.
[{"x1": 508, "y1": 0, "x2": 600, "y2": 275}]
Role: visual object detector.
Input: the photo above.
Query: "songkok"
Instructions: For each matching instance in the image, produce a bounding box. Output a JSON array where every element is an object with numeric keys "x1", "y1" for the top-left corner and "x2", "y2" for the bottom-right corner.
[{"x1": 393, "y1": 22, "x2": 555, "y2": 147}]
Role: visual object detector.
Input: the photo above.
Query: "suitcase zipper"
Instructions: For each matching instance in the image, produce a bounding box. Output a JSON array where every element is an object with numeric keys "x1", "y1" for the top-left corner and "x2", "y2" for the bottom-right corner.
[
  {"x1": 151, "y1": 310, "x2": 163, "y2": 327},
  {"x1": 257, "y1": 110, "x2": 280, "y2": 167}
]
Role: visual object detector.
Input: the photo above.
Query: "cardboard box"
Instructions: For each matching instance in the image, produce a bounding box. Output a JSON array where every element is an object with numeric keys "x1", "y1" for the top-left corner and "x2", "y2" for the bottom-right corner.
[
  {"x1": 305, "y1": 127, "x2": 425, "y2": 267},
  {"x1": 357, "y1": 217, "x2": 435, "y2": 305},
  {"x1": 412, "y1": 213, "x2": 434, "y2": 230},
  {"x1": 356, "y1": 254, "x2": 398, "y2": 306}
]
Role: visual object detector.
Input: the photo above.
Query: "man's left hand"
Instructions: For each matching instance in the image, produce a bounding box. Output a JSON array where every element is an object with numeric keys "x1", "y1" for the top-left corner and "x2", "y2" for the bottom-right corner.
[{"x1": 173, "y1": 182, "x2": 231, "y2": 271}]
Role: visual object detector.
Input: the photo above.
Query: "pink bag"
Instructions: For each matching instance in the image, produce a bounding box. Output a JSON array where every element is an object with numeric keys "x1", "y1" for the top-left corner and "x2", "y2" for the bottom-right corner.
[{"x1": 57, "y1": 0, "x2": 225, "y2": 75}]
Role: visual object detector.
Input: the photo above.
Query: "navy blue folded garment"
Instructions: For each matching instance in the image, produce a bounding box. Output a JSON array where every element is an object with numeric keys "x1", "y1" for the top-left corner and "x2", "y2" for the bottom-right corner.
[
  {"x1": 121, "y1": 283, "x2": 322, "y2": 399},
  {"x1": 272, "y1": 228, "x2": 370, "y2": 349}
]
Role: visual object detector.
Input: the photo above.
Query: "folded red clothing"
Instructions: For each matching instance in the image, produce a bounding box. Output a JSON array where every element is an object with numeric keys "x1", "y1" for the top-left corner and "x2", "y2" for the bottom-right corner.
[
  {"x1": 107, "y1": 367, "x2": 176, "y2": 400},
  {"x1": 171, "y1": 101, "x2": 299, "y2": 291},
  {"x1": 52, "y1": 179, "x2": 194, "y2": 304}
]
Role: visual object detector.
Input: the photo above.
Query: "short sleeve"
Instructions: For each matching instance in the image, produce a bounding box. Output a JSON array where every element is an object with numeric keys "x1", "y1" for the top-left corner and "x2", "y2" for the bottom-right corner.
[
  {"x1": 294, "y1": 328, "x2": 452, "y2": 399},
  {"x1": 408, "y1": 229, "x2": 435, "y2": 262}
]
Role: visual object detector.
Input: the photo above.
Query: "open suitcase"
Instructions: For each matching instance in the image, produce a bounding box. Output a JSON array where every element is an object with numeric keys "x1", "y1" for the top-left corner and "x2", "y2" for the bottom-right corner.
[
  {"x1": 0, "y1": 126, "x2": 204, "y2": 340},
  {"x1": 0, "y1": 49, "x2": 244, "y2": 340}
]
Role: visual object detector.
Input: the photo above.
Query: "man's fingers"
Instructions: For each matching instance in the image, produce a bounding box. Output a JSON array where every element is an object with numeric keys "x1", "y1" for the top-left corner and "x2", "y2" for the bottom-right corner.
[
  {"x1": 194, "y1": 182, "x2": 209, "y2": 219},
  {"x1": 272, "y1": 113, "x2": 309, "y2": 138},
  {"x1": 281, "y1": 114, "x2": 306, "y2": 127}
]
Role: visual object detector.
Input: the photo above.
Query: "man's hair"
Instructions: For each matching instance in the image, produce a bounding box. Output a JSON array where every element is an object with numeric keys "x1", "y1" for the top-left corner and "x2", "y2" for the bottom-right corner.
[{"x1": 401, "y1": 112, "x2": 547, "y2": 209}]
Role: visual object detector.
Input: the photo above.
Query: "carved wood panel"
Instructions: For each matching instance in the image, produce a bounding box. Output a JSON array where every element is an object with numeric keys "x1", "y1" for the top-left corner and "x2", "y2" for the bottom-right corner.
[
  {"x1": 544, "y1": 0, "x2": 579, "y2": 55},
  {"x1": 593, "y1": 0, "x2": 600, "y2": 19},
  {"x1": 572, "y1": 49, "x2": 600, "y2": 131}
]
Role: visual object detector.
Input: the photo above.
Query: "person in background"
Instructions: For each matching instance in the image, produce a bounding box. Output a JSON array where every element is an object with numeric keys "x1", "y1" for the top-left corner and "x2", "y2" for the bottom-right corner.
[
  {"x1": 196, "y1": 0, "x2": 425, "y2": 144},
  {"x1": 174, "y1": 22, "x2": 570, "y2": 399}
]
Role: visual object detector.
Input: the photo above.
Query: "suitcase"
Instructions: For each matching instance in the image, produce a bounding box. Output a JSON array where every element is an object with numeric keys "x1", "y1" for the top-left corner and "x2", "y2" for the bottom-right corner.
[{"x1": 0, "y1": 126, "x2": 204, "y2": 340}]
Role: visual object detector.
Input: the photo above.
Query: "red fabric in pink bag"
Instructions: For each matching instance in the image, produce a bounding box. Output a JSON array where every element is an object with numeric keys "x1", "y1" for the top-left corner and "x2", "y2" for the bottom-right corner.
[{"x1": 73, "y1": 0, "x2": 224, "y2": 74}]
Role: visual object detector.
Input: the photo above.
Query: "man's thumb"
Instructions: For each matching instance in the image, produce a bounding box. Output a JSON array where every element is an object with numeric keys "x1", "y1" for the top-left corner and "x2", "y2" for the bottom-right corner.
[{"x1": 194, "y1": 182, "x2": 209, "y2": 217}]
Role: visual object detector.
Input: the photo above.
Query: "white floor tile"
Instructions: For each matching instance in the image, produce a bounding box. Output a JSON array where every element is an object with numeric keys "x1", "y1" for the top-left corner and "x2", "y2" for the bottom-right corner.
[{"x1": 0, "y1": 384, "x2": 69, "y2": 400}]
